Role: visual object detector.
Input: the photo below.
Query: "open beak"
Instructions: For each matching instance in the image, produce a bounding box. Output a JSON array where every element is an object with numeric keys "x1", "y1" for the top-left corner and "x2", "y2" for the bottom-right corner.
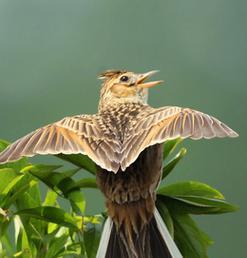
[{"x1": 136, "y1": 70, "x2": 164, "y2": 89}]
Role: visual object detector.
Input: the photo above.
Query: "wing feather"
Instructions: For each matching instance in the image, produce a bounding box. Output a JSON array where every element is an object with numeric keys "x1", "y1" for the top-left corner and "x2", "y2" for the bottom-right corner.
[
  {"x1": 0, "y1": 107, "x2": 238, "y2": 173},
  {"x1": 121, "y1": 107, "x2": 238, "y2": 170},
  {"x1": 0, "y1": 115, "x2": 121, "y2": 172}
]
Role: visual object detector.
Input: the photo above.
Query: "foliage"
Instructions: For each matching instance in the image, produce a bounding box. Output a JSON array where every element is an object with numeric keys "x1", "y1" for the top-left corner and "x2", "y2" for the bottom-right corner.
[{"x1": 0, "y1": 139, "x2": 237, "y2": 258}]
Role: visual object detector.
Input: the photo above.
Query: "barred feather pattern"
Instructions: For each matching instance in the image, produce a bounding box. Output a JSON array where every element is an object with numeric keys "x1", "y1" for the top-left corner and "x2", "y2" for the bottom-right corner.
[{"x1": 0, "y1": 103, "x2": 238, "y2": 173}]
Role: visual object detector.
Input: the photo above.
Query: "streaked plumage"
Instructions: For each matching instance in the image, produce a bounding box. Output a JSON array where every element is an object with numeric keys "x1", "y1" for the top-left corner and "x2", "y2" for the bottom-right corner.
[
  {"x1": 0, "y1": 103, "x2": 237, "y2": 172},
  {"x1": 0, "y1": 70, "x2": 238, "y2": 258}
]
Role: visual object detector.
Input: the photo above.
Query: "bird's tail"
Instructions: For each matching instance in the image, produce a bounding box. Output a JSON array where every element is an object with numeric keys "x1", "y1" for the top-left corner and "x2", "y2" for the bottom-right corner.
[{"x1": 96, "y1": 206, "x2": 182, "y2": 258}]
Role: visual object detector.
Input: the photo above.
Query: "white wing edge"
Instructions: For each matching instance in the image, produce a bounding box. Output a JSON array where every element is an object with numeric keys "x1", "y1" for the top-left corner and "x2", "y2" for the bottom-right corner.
[
  {"x1": 154, "y1": 207, "x2": 183, "y2": 258},
  {"x1": 96, "y1": 217, "x2": 113, "y2": 258}
]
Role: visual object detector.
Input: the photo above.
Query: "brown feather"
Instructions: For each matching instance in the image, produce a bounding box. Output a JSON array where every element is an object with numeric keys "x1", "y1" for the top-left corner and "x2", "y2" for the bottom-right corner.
[
  {"x1": 0, "y1": 104, "x2": 238, "y2": 173},
  {"x1": 98, "y1": 70, "x2": 126, "y2": 80},
  {"x1": 121, "y1": 106, "x2": 238, "y2": 170},
  {"x1": 96, "y1": 144, "x2": 165, "y2": 258}
]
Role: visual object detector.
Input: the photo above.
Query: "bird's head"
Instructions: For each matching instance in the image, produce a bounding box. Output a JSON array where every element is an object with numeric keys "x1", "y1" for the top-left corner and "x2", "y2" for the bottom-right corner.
[{"x1": 98, "y1": 70, "x2": 163, "y2": 110}]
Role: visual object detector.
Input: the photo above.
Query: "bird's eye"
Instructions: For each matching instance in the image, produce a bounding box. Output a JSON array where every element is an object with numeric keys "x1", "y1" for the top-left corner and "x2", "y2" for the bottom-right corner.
[{"x1": 120, "y1": 75, "x2": 129, "y2": 82}]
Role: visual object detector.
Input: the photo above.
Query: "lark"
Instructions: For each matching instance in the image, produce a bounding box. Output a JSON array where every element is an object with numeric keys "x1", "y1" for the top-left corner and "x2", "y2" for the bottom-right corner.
[{"x1": 0, "y1": 70, "x2": 238, "y2": 258}]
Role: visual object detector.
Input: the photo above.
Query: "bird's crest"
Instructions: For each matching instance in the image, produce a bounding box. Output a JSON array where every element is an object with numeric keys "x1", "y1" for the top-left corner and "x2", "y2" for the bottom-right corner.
[{"x1": 98, "y1": 70, "x2": 126, "y2": 80}]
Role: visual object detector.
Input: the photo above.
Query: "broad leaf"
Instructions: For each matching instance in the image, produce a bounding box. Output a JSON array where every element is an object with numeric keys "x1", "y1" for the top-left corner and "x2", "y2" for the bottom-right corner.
[
  {"x1": 43, "y1": 190, "x2": 58, "y2": 207},
  {"x1": 0, "y1": 211, "x2": 12, "y2": 239},
  {"x1": 15, "y1": 181, "x2": 46, "y2": 243},
  {"x1": 15, "y1": 206, "x2": 79, "y2": 231},
  {"x1": 163, "y1": 138, "x2": 182, "y2": 160},
  {"x1": 57, "y1": 177, "x2": 86, "y2": 215},
  {"x1": 22, "y1": 165, "x2": 78, "y2": 194},
  {"x1": 14, "y1": 216, "x2": 33, "y2": 258},
  {"x1": 158, "y1": 181, "x2": 237, "y2": 214},
  {"x1": 84, "y1": 215, "x2": 104, "y2": 258},
  {"x1": 66, "y1": 178, "x2": 98, "y2": 192},
  {"x1": 0, "y1": 139, "x2": 9, "y2": 151},
  {"x1": 0, "y1": 234, "x2": 14, "y2": 255},
  {"x1": 45, "y1": 234, "x2": 70, "y2": 258},
  {"x1": 22, "y1": 165, "x2": 86, "y2": 214},
  {"x1": 162, "y1": 148, "x2": 187, "y2": 179},
  {"x1": 16, "y1": 182, "x2": 42, "y2": 210},
  {"x1": 158, "y1": 181, "x2": 224, "y2": 199},
  {"x1": 0, "y1": 172, "x2": 37, "y2": 208},
  {"x1": 67, "y1": 189, "x2": 86, "y2": 215},
  {"x1": 0, "y1": 168, "x2": 18, "y2": 193},
  {"x1": 171, "y1": 212, "x2": 213, "y2": 258},
  {"x1": 156, "y1": 199, "x2": 174, "y2": 238},
  {"x1": 55, "y1": 242, "x2": 82, "y2": 258}
]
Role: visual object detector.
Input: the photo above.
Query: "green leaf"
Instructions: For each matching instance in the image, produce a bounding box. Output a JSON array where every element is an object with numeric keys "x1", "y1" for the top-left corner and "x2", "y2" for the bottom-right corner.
[
  {"x1": 45, "y1": 234, "x2": 70, "y2": 258},
  {"x1": 0, "y1": 139, "x2": 9, "y2": 151},
  {"x1": 0, "y1": 171, "x2": 38, "y2": 209},
  {"x1": 158, "y1": 196, "x2": 237, "y2": 216},
  {"x1": 163, "y1": 138, "x2": 182, "y2": 160},
  {"x1": 54, "y1": 242, "x2": 82, "y2": 258},
  {"x1": 176, "y1": 196, "x2": 237, "y2": 213},
  {"x1": 16, "y1": 182, "x2": 42, "y2": 210},
  {"x1": 158, "y1": 181, "x2": 224, "y2": 199},
  {"x1": 171, "y1": 212, "x2": 213, "y2": 258},
  {"x1": 1, "y1": 177, "x2": 37, "y2": 209},
  {"x1": 22, "y1": 165, "x2": 78, "y2": 194},
  {"x1": 156, "y1": 199, "x2": 174, "y2": 238},
  {"x1": 162, "y1": 147, "x2": 187, "y2": 179},
  {"x1": 56, "y1": 176, "x2": 86, "y2": 215},
  {"x1": 66, "y1": 178, "x2": 98, "y2": 192},
  {"x1": 1, "y1": 174, "x2": 25, "y2": 195},
  {"x1": 55, "y1": 177, "x2": 96, "y2": 214},
  {"x1": 43, "y1": 190, "x2": 58, "y2": 206},
  {"x1": 0, "y1": 234, "x2": 14, "y2": 255},
  {"x1": 15, "y1": 181, "x2": 46, "y2": 242},
  {"x1": 158, "y1": 181, "x2": 238, "y2": 214},
  {"x1": 67, "y1": 189, "x2": 86, "y2": 215},
  {"x1": 0, "y1": 210, "x2": 12, "y2": 238},
  {"x1": 14, "y1": 216, "x2": 33, "y2": 258},
  {"x1": 15, "y1": 206, "x2": 79, "y2": 231},
  {"x1": 22, "y1": 164, "x2": 63, "y2": 173},
  {"x1": 0, "y1": 168, "x2": 18, "y2": 193},
  {"x1": 56, "y1": 154, "x2": 97, "y2": 175},
  {"x1": 24, "y1": 164, "x2": 86, "y2": 215},
  {"x1": 84, "y1": 215, "x2": 104, "y2": 258}
]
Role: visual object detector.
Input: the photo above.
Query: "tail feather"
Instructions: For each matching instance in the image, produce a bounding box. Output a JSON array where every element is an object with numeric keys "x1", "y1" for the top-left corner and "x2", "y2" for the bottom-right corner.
[
  {"x1": 149, "y1": 217, "x2": 171, "y2": 258},
  {"x1": 96, "y1": 208, "x2": 183, "y2": 258},
  {"x1": 154, "y1": 208, "x2": 182, "y2": 258},
  {"x1": 96, "y1": 217, "x2": 113, "y2": 258}
]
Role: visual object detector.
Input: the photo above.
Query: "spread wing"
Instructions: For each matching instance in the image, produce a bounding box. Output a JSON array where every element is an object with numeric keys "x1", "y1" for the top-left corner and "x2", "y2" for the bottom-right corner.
[
  {"x1": 0, "y1": 115, "x2": 121, "y2": 172},
  {"x1": 121, "y1": 106, "x2": 238, "y2": 170},
  {"x1": 0, "y1": 107, "x2": 239, "y2": 173}
]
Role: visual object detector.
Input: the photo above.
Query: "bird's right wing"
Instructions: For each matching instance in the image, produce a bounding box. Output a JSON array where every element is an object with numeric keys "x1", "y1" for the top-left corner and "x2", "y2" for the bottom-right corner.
[
  {"x1": 121, "y1": 106, "x2": 238, "y2": 170},
  {"x1": 0, "y1": 115, "x2": 120, "y2": 172}
]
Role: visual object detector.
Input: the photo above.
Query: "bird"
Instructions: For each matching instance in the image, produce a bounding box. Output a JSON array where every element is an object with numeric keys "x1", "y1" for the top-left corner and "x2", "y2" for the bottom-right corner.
[{"x1": 0, "y1": 70, "x2": 238, "y2": 258}]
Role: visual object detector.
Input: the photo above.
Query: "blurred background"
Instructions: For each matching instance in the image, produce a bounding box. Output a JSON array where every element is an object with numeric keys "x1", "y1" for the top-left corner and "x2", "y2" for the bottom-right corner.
[{"x1": 0, "y1": 0, "x2": 246, "y2": 257}]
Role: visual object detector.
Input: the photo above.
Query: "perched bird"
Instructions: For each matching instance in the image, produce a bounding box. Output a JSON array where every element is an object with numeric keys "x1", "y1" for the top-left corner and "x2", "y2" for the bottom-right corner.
[{"x1": 0, "y1": 70, "x2": 238, "y2": 258}]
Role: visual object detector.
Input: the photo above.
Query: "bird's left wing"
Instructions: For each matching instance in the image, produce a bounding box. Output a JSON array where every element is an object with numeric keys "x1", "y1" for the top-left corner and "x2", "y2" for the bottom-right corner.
[
  {"x1": 121, "y1": 106, "x2": 238, "y2": 170},
  {"x1": 0, "y1": 115, "x2": 120, "y2": 172}
]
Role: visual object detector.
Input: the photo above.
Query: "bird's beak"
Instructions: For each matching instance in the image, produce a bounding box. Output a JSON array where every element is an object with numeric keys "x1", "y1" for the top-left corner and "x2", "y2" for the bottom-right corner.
[{"x1": 136, "y1": 70, "x2": 164, "y2": 89}]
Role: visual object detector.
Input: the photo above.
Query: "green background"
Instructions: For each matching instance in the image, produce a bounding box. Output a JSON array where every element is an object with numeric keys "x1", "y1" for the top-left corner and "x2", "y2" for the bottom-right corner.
[{"x1": 0, "y1": 0, "x2": 246, "y2": 257}]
